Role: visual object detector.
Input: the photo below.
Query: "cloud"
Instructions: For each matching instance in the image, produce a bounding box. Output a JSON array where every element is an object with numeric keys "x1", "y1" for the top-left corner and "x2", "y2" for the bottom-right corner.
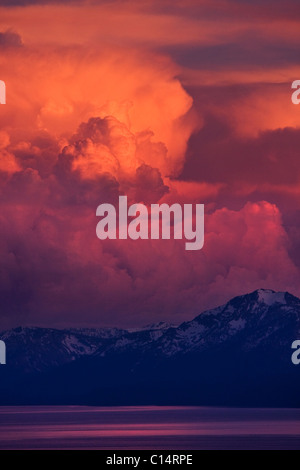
[
  {"x1": 0, "y1": 36, "x2": 195, "y2": 328},
  {"x1": 0, "y1": 43, "x2": 195, "y2": 177},
  {"x1": 0, "y1": 30, "x2": 22, "y2": 47},
  {"x1": 0, "y1": 0, "x2": 81, "y2": 5},
  {"x1": 182, "y1": 116, "x2": 300, "y2": 187},
  {"x1": 133, "y1": 164, "x2": 170, "y2": 204},
  {"x1": 0, "y1": 131, "x2": 298, "y2": 329},
  {"x1": 0, "y1": 2, "x2": 300, "y2": 330},
  {"x1": 1, "y1": 90, "x2": 297, "y2": 329}
]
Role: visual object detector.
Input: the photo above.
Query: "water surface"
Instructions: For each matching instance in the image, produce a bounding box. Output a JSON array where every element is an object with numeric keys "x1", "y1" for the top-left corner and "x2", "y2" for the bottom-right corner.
[{"x1": 0, "y1": 406, "x2": 299, "y2": 450}]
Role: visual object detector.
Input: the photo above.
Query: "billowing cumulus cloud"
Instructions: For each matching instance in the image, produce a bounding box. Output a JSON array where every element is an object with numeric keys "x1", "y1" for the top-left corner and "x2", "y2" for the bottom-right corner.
[
  {"x1": 0, "y1": 42, "x2": 194, "y2": 177},
  {"x1": 0, "y1": 32, "x2": 196, "y2": 328},
  {"x1": 0, "y1": 1, "x2": 300, "y2": 330},
  {"x1": 0, "y1": 166, "x2": 297, "y2": 328}
]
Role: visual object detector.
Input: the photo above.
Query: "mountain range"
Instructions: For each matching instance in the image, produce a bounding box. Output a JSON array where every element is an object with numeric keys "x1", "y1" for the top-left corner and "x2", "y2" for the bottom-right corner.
[{"x1": 0, "y1": 289, "x2": 300, "y2": 406}]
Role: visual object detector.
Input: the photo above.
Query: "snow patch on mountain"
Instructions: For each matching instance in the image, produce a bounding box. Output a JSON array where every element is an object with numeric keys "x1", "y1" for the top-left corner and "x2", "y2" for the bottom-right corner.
[
  {"x1": 257, "y1": 289, "x2": 287, "y2": 306},
  {"x1": 62, "y1": 335, "x2": 97, "y2": 356},
  {"x1": 229, "y1": 319, "x2": 246, "y2": 331},
  {"x1": 128, "y1": 322, "x2": 176, "y2": 333}
]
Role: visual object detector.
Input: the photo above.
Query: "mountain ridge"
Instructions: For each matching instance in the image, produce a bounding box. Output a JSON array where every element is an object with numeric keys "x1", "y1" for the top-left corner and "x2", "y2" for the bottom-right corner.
[{"x1": 0, "y1": 288, "x2": 300, "y2": 406}]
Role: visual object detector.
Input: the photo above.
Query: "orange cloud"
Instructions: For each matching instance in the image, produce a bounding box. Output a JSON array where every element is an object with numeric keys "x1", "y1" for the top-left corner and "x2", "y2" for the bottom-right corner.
[
  {"x1": 0, "y1": 3, "x2": 247, "y2": 48},
  {"x1": 0, "y1": 44, "x2": 196, "y2": 177},
  {"x1": 218, "y1": 85, "x2": 300, "y2": 138},
  {"x1": 0, "y1": 0, "x2": 300, "y2": 330}
]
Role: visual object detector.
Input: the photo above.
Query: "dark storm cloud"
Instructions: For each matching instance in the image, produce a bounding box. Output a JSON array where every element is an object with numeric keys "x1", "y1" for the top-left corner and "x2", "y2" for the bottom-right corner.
[
  {"x1": 134, "y1": 164, "x2": 169, "y2": 205},
  {"x1": 0, "y1": 0, "x2": 82, "y2": 5},
  {"x1": 162, "y1": 40, "x2": 300, "y2": 70},
  {"x1": 146, "y1": 0, "x2": 300, "y2": 21},
  {"x1": 0, "y1": 30, "x2": 23, "y2": 47},
  {"x1": 0, "y1": 0, "x2": 118, "y2": 5},
  {"x1": 2, "y1": 0, "x2": 299, "y2": 20},
  {"x1": 181, "y1": 114, "x2": 300, "y2": 186}
]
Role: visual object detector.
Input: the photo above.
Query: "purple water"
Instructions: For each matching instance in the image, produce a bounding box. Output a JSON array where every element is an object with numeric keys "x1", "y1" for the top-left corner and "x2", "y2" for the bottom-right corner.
[{"x1": 0, "y1": 406, "x2": 299, "y2": 450}]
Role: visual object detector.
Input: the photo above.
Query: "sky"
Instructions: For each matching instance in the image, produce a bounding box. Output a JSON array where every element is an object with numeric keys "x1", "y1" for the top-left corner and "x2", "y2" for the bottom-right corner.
[{"x1": 0, "y1": 0, "x2": 300, "y2": 329}]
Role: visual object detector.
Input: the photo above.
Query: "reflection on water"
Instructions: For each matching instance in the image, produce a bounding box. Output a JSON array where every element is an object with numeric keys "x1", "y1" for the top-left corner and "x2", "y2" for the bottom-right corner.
[{"x1": 0, "y1": 406, "x2": 299, "y2": 449}]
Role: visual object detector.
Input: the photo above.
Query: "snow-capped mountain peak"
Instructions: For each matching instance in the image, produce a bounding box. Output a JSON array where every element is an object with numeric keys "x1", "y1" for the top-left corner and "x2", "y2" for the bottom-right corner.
[
  {"x1": 1, "y1": 288, "x2": 300, "y2": 371},
  {"x1": 1, "y1": 289, "x2": 300, "y2": 407}
]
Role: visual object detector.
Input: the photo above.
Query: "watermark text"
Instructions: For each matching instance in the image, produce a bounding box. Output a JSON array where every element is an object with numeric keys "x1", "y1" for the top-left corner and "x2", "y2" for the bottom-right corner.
[
  {"x1": 292, "y1": 80, "x2": 300, "y2": 105},
  {"x1": 291, "y1": 340, "x2": 300, "y2": 365},
  {"x1": 0, "y1": 80, "x2": 6, "y2": 105},
  {"x1": 96, "y1": 197, "x2": 204, "y2": 251},
  {"x1": 0, "y1": 340, "x2": 6, "y2": 365}
]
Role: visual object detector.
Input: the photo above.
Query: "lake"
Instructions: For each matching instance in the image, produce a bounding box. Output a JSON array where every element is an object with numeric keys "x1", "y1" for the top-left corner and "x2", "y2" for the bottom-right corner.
[{"x1": 0, "y1": 406, "x2": 299, "y2": 450}]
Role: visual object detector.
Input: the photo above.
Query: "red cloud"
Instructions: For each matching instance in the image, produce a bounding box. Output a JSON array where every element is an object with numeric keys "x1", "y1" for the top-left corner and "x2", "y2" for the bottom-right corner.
[{"x1": 0, "y1": 1, "x2": 300, "y2": 330}]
